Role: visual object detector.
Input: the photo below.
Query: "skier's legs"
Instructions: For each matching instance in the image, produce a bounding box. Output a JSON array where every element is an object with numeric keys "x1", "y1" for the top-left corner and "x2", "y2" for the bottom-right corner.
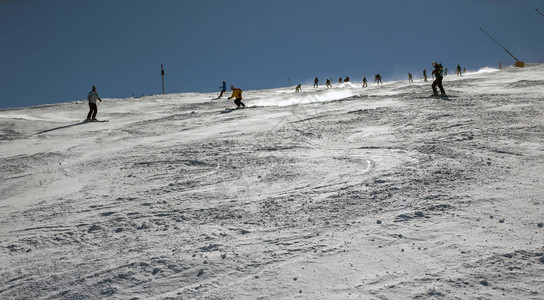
[
  {"x1": 87, "y1": 103, "x2": 93, "y2": 119},
  {"x1": 437, "y1": 78, "x2": 445, "y2": 94},
  {"x1": 432, "y1": 79, "x2": 439, "y2": 94},
  {"x1": 87, "y1": 103, "x2": 97, "y2": 119},
  {"x1": 234, "y1": 98, "x2": 245, "y2": 108},
  {"x1": 92, "y1": 103, "x2": 98, "y2": 119}
]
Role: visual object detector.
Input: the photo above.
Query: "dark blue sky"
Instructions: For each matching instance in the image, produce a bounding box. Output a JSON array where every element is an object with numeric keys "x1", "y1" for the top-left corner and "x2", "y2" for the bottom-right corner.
[{"x1": 1, "y1": 0, "x2": 543, "y2": 109}]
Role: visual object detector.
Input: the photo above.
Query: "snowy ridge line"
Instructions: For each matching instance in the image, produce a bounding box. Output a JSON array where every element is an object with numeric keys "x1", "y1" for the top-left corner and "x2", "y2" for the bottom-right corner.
[{"x1": 0, "y1": 66, "x2": 503, "y2": 123}]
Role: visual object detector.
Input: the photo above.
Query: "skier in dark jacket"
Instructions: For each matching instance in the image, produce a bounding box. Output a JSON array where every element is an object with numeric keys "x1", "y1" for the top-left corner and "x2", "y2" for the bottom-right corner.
[
  {"x1": 431, "y1": 61, "x2": 446, "y2": 96},
  {"x1": 423, "y1": 69, "x2": 428, "y2": 82},
  {"x1": 375, "y1": 74, "x2": 382, "y2": 86},
  {"x1": 314, "y1": 77, "x2": 319, "y2": 88},
  {"x1": 362, "y1": 76, "x2": 367, "y2": 87},
  {"x1": 326, "y1": 79, "x2": 332, "y2": 88}
]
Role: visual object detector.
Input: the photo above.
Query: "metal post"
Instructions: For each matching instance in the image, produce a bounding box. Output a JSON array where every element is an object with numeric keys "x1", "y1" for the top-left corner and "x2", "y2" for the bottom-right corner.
[
  {"x1": 537, "y1": 8, "x2": 544, "y2": 19},
  {"x1": 161, "y1": 64, "x2": 165, "y2": 94},
  {"x1": 479, "y1": 27, "x2": 524, "y2": 67}
]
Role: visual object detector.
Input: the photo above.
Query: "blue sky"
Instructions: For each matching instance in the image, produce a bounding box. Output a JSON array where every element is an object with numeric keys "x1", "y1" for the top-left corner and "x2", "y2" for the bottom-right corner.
[{"x1": 1, "y1": 0, "x2": 543, "y2": 109}]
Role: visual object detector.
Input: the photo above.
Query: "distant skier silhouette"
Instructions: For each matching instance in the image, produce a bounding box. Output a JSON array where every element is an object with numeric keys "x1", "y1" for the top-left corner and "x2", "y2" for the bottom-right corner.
[
  {"x1": 431, "y1": 61, "x2": 446, "y2": 96},
  {"x1": 456, "y1": 65, "x2": 462, "y2": 76},
  {"x1": 408, "y1": 73, "x2": 413, "y2": 82},
  {"x1": 362, "y1": 76, "x2": 367, "y2": 87},
  {"x1": 218, "y1": 81, "x2": 227, "y2": 98},
  {"x1": 343, "y1": 76, "x2": 350, "y2": 83},
  {"x1": 338, "y1": 77, "x2": 343, "y2": 84},
  {"x1": 423, "y1": 69, "x2": 428, "y2": 82},
  {"x1": 326, "y1": 79, "x2": 332, "y2": 88},
  {"x1": 375, "y1": 74, "x2": 382, "y2": 86},
  {"x1": 295, "y1": 84, "x2": 302, "y2": 92},
  {"x1": 228, "y1": 85, "x2": 246, "y2": 108},
  {"x1": 314, "y1": 77, "x2": 319, "y2": 88},
  {"x1": 86, "y1": 86, "x2": 102, "y2": 121}
]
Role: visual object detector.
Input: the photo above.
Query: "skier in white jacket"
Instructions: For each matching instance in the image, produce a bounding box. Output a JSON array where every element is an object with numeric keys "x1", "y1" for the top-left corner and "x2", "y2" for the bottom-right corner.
[{"x1": 86, "y1": 86, "x2": 102, "y2": 121}]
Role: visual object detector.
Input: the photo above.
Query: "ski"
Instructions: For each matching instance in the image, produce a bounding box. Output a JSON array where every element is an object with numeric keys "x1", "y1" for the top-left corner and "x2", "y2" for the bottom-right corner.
[
  {"x1": 221, "y1": 106, "x2": 257, "y2": 113},
  {"x1": 85, "y1": 119, "x2": 109, "y2": 122},
  {"x1": 429, "y1": 94, "x2": 456, "y2": 99}
]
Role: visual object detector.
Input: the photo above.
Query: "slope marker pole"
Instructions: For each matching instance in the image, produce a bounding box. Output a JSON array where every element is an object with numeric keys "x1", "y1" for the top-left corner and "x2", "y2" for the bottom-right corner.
[{"x1": 161, "y1": 64, "x2": 165, "y2": 94}]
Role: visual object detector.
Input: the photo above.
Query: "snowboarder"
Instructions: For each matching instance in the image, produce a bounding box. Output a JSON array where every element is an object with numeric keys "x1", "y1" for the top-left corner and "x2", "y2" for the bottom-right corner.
[
  {"x1": 431, "y1": 61, "x2": 446, "y2": 96},
  {"x1": 218, "y1": 81, "x2": 227, "y2": 98},
  {"x1": 375, "y1": 74, "x2": 382, "y2": 86},
  {"x1": 362, "y1": 76, "x2": 368, "y2": 88},
  {"x1": 326, "y1": 79, "x2": 332, "y2": 88},
  {"x1": 295, "y1": 84, "x2": 302, "y2": 92},
  {"x1": 408, "y1": 73, "x2": 413, "y2": 82},
  {"x1": 314, "y1": 77, "x2": 319, "y2": 88},
  {"x1": 86, "y1": 86, "x2": 102, "y2": 121},
  {"x1": 423, "y1": 69, "x2": 428, "y2": 82},
  {"x1": 343, "y1": 76, "x2": 350, "y2": 83},
  {"x1": 228, "y1": 85, "x2": 246, "y2": 108}
]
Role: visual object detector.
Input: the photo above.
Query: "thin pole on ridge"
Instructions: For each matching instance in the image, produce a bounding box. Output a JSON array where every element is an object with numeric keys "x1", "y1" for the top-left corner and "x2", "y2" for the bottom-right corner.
[
  {"x1": 537, "y1": 8, "x2": 544, "y2": 19},
  {"x1": 479, "y1": 27, "x2": 525, "y2": 67},
  {"x1": 161, "y1": 64, "x2": 165, "y2": 94}
]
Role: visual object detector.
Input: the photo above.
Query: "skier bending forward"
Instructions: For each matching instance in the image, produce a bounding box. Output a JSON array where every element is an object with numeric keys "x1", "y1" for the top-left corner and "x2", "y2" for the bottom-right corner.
[{"x1": 228, "y1": 85, "x2": 246, "y2": 108}]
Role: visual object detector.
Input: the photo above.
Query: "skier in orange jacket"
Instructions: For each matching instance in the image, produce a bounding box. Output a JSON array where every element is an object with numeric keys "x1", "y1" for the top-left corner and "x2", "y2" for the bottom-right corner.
[{"x1": 228, "y1": 85, "x2": 246, "y2": 108}]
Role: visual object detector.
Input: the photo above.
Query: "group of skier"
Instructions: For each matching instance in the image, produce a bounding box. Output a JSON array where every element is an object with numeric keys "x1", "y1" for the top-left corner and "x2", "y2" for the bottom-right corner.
[
  {"x1": 312, "y1": 76, "x2": 352, "y2": 89},
  {"x1": 86, "y1": 61, "x2": 460, "y2": 119},
  {"x1": 217, "y1": 82, "x2": 245, "y2": 108}
]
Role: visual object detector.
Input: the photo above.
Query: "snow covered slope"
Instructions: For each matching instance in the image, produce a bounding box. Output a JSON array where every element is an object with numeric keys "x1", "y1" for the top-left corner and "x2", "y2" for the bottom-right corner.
[{"x1": 1, "y1": 65, "x2": 544, "y2": 299}]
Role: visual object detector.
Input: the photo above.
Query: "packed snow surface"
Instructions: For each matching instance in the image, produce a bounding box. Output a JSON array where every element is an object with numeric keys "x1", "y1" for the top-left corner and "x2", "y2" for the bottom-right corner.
[{"x1": 1, "y1": 65, "x2": 544, "y2": 299}]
